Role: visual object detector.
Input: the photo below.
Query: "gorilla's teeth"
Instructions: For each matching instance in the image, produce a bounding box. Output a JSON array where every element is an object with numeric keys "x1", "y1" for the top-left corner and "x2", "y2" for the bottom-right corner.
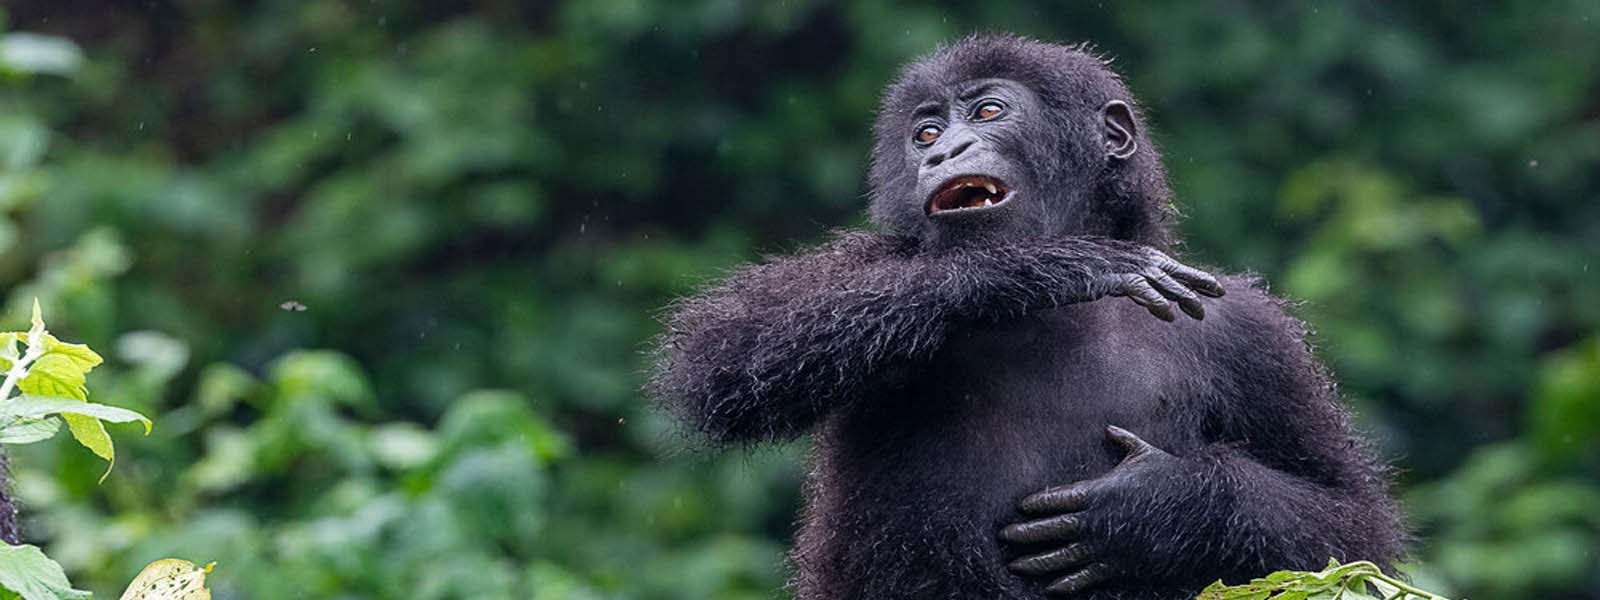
[
  {"x1": 984, "y1": 182, "x2": 998, "y2": 194},
  {"x1": 982, "y1": 199, "x2": 994, "y2": 207}
]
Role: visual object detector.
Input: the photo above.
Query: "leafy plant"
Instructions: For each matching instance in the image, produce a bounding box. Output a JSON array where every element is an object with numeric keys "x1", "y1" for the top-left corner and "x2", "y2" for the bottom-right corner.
[
  {"x1": 0, "y1": 544, "x2": 89, "y2": 600},
  {"x1": 1197, "y1": 561, "x2": 1449, "y2": 600},
  {"x1": 0, "y1": 301, "x2": 209, "y2": 600},
  {"x1": 0, "y1": 301, "x2": 149, "y2": 481}
]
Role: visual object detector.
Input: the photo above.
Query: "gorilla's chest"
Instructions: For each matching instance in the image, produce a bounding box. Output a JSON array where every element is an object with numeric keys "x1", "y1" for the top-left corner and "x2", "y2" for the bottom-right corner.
[
  {"x1": 836, "y1": 303, "x2": 1187, "y2": 479},
  {"x1": 796, "y1": 303, "x2": 1199, "y2": 599}
]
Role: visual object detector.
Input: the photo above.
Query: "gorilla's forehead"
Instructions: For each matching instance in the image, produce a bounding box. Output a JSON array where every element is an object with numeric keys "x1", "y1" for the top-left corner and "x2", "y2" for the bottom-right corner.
[
  {"x1": 906, "y1": 78, "x2": 1035, "y2": 111},
  {"x1": 882, "y1": 34, "x2": 1122, "y2": 114}
]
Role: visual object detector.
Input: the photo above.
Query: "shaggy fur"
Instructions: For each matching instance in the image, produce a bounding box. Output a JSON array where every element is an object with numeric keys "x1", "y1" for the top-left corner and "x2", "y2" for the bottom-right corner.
[
  {"x1": 0, "y1": 452, "x2": 15, "y2": 544},
  {"x1": 649, "y1": 34, "x2": 1403, "y2": 599}
]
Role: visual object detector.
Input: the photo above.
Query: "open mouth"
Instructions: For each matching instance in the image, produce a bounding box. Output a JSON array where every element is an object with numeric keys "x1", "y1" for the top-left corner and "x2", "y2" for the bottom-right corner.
[{"x1": 926, "y1": 175, "x2": 1011, "y2": 216}]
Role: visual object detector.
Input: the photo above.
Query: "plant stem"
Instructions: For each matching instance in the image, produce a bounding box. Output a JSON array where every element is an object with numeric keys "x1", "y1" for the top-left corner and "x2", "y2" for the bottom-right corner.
[
  {"x1": 0, "y1": 337, "x2": 44, "y2": 402},
  {"x1": 1367, "y1": 571, "x2": 1448, "y2": 600}
]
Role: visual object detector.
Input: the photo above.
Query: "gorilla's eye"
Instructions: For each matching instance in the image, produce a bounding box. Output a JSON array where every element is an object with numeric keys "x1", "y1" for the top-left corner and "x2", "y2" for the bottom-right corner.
[
  {"x1": 972, "y1": 101, "x2": 1005, "y2": 121},
  {"x1": 915, "y1": 124, "x2": 942, "y2": 145}
]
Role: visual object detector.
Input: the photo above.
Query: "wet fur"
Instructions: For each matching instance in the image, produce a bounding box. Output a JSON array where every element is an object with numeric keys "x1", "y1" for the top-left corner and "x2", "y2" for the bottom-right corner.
[{"x1": 649, "y1": 34, "x2": 1403, "y2": 599}]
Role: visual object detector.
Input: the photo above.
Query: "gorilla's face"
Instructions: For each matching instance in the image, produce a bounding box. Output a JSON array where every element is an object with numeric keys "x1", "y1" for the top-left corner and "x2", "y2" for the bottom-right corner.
[
  {"x1": 906, "y1": 79, "x2": 1043, "y2": 240},
  {"x1": 868, "y1": 36, "x2": 1170, "y2": 250},
  {"x1": 901, "y1": 79, "x2": 1050, "y2": 246},
  {"x1": 884, "y1": 77, "x2": 1137, "y2": 249}
]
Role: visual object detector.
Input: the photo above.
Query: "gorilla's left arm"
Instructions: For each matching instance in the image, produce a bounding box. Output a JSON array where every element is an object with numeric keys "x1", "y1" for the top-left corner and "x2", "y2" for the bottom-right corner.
[{"x1": 1001, "y1": 283, "x2": 1405, "y2": 596}]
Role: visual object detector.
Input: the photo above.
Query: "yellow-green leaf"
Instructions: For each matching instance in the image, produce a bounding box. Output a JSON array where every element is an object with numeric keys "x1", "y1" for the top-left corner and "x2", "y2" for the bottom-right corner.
[
  {"x1": 27, "y1": 299, "x2": 43, "y2": 343},
  {"x1": 0, "y1": 333, "x2": 20, "y2": 369},
  {"x1": 117, "y1": 559, "x2": 213, "y2": 600},
  {"x1": 16, "y1": 335, "x2": 103, "y2": 402},
  {"x1": 62, "y1": 414, "x2": 114, "y2": 482}
]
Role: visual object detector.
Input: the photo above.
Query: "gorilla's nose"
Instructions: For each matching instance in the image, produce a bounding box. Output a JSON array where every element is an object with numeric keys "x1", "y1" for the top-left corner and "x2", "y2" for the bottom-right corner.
[{"x1": 923, "y1": 135, "x2": 978, "y2": 168}]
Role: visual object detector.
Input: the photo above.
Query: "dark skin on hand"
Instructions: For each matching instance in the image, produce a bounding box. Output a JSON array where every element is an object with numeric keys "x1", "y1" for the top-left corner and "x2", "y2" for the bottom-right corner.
[
  {"x1": 1003, "y1": 425, "x2": 1178, "y2": 594},
  {"x1": 650, "y1": 34, "x2": 1403, "y2": 600}
]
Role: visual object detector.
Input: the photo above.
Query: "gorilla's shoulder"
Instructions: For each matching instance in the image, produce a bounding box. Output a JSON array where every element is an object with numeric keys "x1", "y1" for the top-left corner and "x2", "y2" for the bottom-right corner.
[{"x1": 1208, "y1": 272, "x2": 1316, "y2": 342}]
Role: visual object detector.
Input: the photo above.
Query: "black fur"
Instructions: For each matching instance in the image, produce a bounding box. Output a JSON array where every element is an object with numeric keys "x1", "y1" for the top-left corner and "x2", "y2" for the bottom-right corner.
[
  {"x1": 0, "y1": 451, "x2": 15, "y2": 544},
  {"x1": 649, "y1": 34, "x2": 1403, "y2": 599}
]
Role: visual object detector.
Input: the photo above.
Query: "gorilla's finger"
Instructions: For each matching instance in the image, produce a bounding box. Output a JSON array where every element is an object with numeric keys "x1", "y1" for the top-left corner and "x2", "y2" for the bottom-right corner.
[
  {"x1": 1007, "y1": 543, "x2": 1094, "y2": 576},
  {"x1": 1145, "y1": 268, "x2": 1204, "y2": 320},
  {"x1": 1000, "y1": 514, "x2": 1083, "y2": 545},
  {"x1": 1045, "y1": 562, "x2": 1114, "y2": 596},
  {"x1": 1019, "y1": 482, "x2": 1094, "y2": 515},
  {"x1": 1120, "y1": 276, "x2": 1175, "y2": 322},
  {"x1": 1106, "y1": 425, "x2": 1160, "y2": 460},
  {"x1": 1163, "y1": 260, "x2": 1226, "y2": 298}
]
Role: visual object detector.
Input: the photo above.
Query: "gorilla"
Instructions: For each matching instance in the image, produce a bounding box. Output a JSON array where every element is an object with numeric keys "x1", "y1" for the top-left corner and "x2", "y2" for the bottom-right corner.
[{"x1": 648, "y1": 34, "x2": 1404, "y2": 599}]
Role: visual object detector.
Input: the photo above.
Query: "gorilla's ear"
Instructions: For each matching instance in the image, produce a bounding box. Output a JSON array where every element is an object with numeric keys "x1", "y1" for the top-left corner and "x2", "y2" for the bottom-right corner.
[{"x1": 1102, "y1": 100, "x2": 1138, "y2": 160}]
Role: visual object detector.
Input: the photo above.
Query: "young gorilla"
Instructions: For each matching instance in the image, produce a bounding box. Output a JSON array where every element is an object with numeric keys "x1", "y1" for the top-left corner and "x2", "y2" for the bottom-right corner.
[{"x1": 649, "y1": 35, "x2": 1404, "y2": 599}]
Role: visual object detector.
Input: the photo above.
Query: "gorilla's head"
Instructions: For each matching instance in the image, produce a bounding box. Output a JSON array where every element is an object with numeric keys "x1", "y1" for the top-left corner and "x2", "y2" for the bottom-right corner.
[{"x1": 868, "y1": 34, "x2": 1176, "y2": 250}]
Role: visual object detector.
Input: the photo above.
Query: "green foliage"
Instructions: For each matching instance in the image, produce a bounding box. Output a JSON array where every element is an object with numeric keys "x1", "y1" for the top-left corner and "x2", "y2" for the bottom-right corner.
[
  {"x1": 0, "y1": 544, "x2": 90, "y2": 600},
  {"x1": 0, "y1": 302, "x2": 149, "y2": 480},
  {"x1": 0, "y1": 2, "x2": 1595, "y2": 599},
  {"x1": 1198, "y1": 560, "x2": 1447, "y2": 600},
  {"x1": 0, "y1": 302, "x2": 157, "y2": 599}
]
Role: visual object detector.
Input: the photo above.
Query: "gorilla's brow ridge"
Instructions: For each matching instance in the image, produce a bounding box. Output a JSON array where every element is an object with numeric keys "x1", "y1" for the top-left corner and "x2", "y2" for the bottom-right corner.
[
  {"x1": 911, "y1": 101, "x2": 943, "y2": 119},
  {"x1": 956, "y1": 80, "x2": 1007, "y2": 101}
]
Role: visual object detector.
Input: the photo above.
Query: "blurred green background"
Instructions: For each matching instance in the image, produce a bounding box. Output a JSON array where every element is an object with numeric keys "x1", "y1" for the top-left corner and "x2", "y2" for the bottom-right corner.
[{"x1": 0, "y1": 1, "x2": 1596, "y2": 598}]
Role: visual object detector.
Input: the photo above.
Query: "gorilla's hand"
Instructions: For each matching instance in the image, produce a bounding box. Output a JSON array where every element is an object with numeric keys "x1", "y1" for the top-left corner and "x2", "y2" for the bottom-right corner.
[
  {"x1": 999, "y1": 426, "x2": 1193, "y2": 597},
  {"x1": 1100, "y1": 247, "x2": 1224, "y2": 322}
]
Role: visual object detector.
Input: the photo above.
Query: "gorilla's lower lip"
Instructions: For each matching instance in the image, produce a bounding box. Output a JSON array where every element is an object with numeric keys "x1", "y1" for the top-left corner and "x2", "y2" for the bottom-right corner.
[{"x1": 926, "y1": 175, "x2": 1012, "y2": 216}]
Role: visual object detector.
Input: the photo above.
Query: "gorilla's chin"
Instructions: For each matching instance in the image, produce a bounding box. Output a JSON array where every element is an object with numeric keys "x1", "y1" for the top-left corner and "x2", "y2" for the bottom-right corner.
[{"x1": 921, "y1": 199, "x2": 1043, "y2": 249}]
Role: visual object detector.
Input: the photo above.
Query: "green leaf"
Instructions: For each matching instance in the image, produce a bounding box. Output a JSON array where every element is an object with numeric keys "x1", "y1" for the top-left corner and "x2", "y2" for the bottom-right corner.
[
  {"x1": 27, "y1": 300, "x2": 44, "y2": 346},
  {"x1": 0, "y1": 395, "x2": 151, "y2": 433},
  {"x1": 64, "y1": 414, "x2": 115, "y2": 482},
  {"x1": 0, "y1": 542, "x2": 92, "y2": 600},
  {"x1": 0, "y1": 394, "x2": 152, "y2": 482},
  {"x1": 0, "y1": 418, "x2": 59, "y2": 445},
  {"x1": 16, "y1": 334, "x2": 103, "y2": 402},
  {"x1": 0, "y1": 333, "x2": 19, "y2": 368},
  {"x1": 1196, "y1": 562, "x2": 1448, "y2": 600}
]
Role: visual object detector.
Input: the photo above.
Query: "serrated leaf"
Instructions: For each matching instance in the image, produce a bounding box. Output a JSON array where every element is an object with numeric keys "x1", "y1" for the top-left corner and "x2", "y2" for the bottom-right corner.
[
  {"x1": 1266, "y1": 570, "x2": 1308, "y2": 583},
  {"x1": 16, "y1": 335, "x2": 103, "y2": 402},
  {"x1": 0, "y1": 418, "x2": 59, "y2": 444},
  {"x1": 117, "y1": 559, "x2": 213, "y2": 600},
  {"x1": 1197, "y1": 562, "x2": 1448, "y2": 600},
  {"x1": 0, "y1": 543, "x2": 92, "y2": 600},
  {"x1": 0, "y1": 395, "x2": 151, "y2": 433},
  {"x1": 0, "y1": 395, "x2": 152, "y2": 482},
  {"x1": 1196, "y1": 580, "x2": 1275, "y2": 600},
  {"x1": 63, "y1": 414, "x2": 115, "y2": 482}
]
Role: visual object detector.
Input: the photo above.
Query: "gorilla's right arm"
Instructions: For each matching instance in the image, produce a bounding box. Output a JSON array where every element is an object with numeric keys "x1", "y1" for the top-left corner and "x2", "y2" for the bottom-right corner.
[{"x1": 648, "y1": 231, "x2": 1222, "y2": 444}]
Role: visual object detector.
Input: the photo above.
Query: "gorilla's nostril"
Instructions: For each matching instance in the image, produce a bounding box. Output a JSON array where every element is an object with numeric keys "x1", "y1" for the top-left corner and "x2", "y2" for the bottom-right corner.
[{"x1": 925, "y1": 137, "x2": 978, "y2": 168}]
